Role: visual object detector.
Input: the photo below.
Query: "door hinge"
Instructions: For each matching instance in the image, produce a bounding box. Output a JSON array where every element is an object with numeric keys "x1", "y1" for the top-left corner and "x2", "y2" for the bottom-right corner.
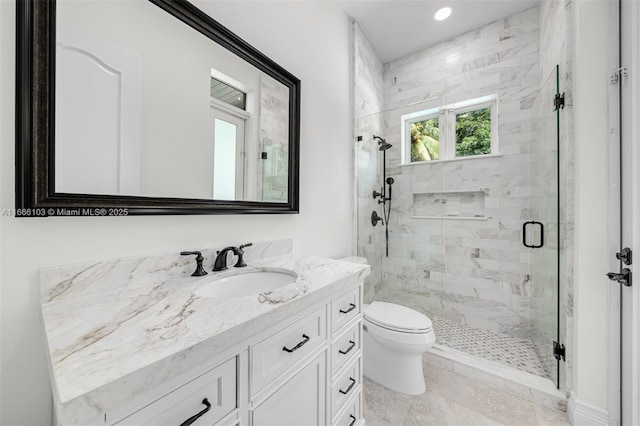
[
  {"x1": 610, "y1": 67, "x2": 628, "y2": 85},
  {"x1": 553, "y1": 93, "x2": 565, "y2": 111},
  {"x1": 261, "y1": 152, "x2": 268, "y2": 160},
  {"x1": 553, "y1": 341, "x2": 566, "y2": 361}
]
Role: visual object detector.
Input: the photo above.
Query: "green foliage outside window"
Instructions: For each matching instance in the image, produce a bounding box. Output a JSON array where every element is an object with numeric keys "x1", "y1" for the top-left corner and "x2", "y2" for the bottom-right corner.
[
  {"x1": 410, "y1": 118, "x2": 439, "y2": 162},
  {"x1": 455, "y1": 107, "x2": 491, "y2": 157}
]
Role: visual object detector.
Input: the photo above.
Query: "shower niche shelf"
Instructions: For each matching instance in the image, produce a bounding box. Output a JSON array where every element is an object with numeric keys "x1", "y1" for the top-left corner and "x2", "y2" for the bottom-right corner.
[{"x1": 412, "y1": 190, "x2": 487, "y2": 220}]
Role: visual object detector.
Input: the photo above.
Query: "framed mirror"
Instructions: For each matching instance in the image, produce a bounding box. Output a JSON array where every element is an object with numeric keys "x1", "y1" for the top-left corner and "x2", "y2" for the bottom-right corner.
[{"x1": 16, "y1": 0, "x2": 300, "y2": 216}]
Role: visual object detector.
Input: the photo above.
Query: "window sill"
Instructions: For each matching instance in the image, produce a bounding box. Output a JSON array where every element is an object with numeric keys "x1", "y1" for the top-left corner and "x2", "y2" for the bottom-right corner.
[{"x1": 400, "y1": 153, "x2": 503, "y2": 167}]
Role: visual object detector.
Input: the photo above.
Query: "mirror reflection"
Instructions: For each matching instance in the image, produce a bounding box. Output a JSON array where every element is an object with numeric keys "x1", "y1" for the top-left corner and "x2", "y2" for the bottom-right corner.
[{"x1": 55, "y1": 0, "x2": 290, "y2": 203}]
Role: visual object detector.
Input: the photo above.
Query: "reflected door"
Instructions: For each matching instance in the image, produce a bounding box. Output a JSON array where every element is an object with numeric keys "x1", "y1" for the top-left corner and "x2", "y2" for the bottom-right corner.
[
  {"x1": 55, "y1": 25, "x2": 142, "y2": 196},
  {"x1": 212, "y1": 110, "x2": 245, "y2": 200}
]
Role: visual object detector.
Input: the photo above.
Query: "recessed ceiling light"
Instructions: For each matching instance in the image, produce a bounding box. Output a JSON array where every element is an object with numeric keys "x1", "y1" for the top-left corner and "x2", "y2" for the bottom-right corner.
[{"x1": 434, "y1": 6, "x2": 452, "y2": 21}]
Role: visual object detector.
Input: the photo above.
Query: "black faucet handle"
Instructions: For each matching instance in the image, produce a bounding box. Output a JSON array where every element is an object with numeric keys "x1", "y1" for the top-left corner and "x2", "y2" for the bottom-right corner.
[
  {"x1": 180, "y1": 251, "x2": 208, "y2": 277},
  {"x1": 234, "y1": 243, "x2": 252, "y2": 268}
]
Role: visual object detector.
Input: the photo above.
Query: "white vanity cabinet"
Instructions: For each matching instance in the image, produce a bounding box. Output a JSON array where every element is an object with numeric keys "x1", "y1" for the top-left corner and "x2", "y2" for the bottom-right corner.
[{"x1": 100, "y1": 283, "x2": 364, "y2": 426}]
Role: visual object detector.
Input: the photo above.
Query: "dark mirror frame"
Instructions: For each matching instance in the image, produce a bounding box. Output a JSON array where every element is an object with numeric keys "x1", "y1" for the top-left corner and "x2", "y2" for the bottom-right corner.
[{"x1": 15, "y1": 0, "x2": 300, "y2": 216}]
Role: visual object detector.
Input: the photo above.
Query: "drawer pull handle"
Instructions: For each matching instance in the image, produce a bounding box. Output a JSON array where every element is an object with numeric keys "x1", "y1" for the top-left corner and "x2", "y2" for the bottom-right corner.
[
  {"x1": 180, "y1": 398, "x2": 211, "y2": 426},
  {"x1": 283, "y1": 334, "x2": 310, "y2": 353},
  {"x1": 339, "y1": 340, "x2": 356, "y2": 355},
  {"x1": 339, "y1": 377, "x2": 356, "y2": 395},
  {"x1": 349, "y1": 414, "x2": 357, "y2": 426},
  {"x1": 340, "y1": 303, "x2": 356, "y2": 314}
]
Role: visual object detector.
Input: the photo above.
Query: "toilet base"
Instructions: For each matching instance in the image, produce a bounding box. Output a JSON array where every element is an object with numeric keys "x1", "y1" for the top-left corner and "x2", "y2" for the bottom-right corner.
[{"x1": 363, "y1": 331, "x2": 426, "y2": 395}]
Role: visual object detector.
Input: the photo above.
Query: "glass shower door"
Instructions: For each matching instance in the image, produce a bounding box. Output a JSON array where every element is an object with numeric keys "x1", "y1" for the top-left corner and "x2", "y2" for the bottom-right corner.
[
  {"x1": 261, "y1": 139, "x2": 288, "y2": 202},
  {"x1": 529, "y1": 65, "x2": 561, "y2": 387}
]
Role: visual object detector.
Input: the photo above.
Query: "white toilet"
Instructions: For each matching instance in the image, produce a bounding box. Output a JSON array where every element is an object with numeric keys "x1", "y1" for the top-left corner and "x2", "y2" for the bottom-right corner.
[{"x1": 362, "y1": 301, "x2": 435, "y2": 395}]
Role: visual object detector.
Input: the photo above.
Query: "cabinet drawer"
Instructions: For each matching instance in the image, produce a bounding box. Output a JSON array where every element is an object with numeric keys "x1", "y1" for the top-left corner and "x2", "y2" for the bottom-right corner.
[
  {"x1": 331, "y1": 288, "x2": 360, "y2": 333},
  {"x1": 333, "y1": 391, "x2": 361, "y2": 426},
  {"x1": 331, "y1": 358, "x2": 361, "y2": 416},
  {"x1": 114, "y1": 357, "x2": 236, "y2": 426},
  {"x1": 331, "y1": 322, "x2": 361, "y2": 377},
  {"x1": 251, "y1": 306, "x2": 327, "y2": 394}
]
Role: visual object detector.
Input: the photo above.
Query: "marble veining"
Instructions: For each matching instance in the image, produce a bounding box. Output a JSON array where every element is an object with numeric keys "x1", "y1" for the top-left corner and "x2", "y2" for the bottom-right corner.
[{"x1": 40, "y1": 240, "x2": 369, "y2": 425}]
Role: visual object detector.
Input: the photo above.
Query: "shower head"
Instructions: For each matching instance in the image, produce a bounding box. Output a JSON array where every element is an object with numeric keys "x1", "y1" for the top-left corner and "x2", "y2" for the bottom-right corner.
[{"x1": 374, "y1": 135, "x2": 392, "y2": 151}]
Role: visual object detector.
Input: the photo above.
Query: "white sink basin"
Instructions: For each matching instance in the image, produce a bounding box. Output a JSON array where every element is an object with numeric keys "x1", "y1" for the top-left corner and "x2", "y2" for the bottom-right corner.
[{"x1": 195, "y1": 270, "x2": 298, "y2": 298}]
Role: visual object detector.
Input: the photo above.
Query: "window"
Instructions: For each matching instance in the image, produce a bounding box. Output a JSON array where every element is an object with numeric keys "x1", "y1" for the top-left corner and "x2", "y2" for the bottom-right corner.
[
  {"x1": 210, "y1": 77, "x2": 247, "y2": 110},
  {"x1": 402, "y1": 95, "x2": 497, "y2": 164}
]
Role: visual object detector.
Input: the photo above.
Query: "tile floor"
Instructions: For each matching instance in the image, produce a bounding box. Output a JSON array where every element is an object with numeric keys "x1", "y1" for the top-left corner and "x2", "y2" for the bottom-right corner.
[
  {"x1": 432, "y1": 317, "x2": 549, "y2": 378},
  {"x1": 363, "y1": 364, "x2": 569, "y2": 426}
]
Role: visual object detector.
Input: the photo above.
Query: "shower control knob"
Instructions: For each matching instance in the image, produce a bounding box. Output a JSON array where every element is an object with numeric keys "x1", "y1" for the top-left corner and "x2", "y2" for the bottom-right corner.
[{"x1": 372, "y1": 189, "x2": 383, "y2": 199}]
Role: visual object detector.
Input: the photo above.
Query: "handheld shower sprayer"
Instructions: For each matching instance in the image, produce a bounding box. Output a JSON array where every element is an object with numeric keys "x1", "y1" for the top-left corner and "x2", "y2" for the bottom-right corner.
[{"x1": 370, "y1": 135, "x2": 394, "y2": 257}]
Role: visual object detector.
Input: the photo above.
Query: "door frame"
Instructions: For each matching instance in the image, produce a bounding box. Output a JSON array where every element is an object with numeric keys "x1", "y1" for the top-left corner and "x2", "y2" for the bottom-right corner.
[
  {"x1": 607, "y1": 0, "x2": 640, "y2": 424},
  {"x1": 622, "y1": 0, "x2": 640, "y2": 423}
]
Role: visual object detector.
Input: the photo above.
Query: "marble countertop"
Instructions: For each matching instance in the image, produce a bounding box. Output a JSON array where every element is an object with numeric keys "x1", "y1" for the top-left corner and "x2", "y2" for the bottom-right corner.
[{"x1": 40, "y1": 243, "x2": 369, "y2": 424}]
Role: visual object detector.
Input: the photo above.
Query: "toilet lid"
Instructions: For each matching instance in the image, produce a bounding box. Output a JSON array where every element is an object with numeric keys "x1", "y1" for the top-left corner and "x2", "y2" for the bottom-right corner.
[{"x1": 364, "y1": 302, "x2": 432, "y2": 332}]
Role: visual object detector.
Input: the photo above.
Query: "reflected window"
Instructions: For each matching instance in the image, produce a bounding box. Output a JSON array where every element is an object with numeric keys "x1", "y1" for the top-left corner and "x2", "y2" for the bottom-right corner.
[
  {"x1": 213, "y1": 118, "x2": 237, "y2": 200},
  {"x1": 210, "y1": 77, "x2": 246, "y2": 110}
]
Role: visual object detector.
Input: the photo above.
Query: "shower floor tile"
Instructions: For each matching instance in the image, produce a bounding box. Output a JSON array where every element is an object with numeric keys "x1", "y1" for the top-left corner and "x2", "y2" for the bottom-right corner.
[{"x1": 432, "y1": 317, "x2": 549, "y2": 378}]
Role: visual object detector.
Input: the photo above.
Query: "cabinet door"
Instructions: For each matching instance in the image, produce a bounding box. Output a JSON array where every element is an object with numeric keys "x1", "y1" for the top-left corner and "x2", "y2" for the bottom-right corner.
[{"x1": 252, "y1": 352, "x2": 326, "y2": 426}]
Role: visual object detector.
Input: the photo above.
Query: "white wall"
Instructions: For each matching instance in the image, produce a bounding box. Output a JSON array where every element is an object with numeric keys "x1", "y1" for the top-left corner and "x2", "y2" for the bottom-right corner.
[
  {"x1": 572, "y1": 0, "x2": 610, "y2": 413},
  {"x1": 0, "y1": 1, "x2": 352, "y2": 424}
]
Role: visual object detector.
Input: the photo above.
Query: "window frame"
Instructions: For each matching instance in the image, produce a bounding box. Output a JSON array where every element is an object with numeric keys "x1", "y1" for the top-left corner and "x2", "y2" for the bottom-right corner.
[{"x1": 401, "y1": 94, "x2": 498, "y2": 164}]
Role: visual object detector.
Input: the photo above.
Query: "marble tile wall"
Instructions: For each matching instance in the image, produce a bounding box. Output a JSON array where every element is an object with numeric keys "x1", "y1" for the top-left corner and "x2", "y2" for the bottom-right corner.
[
  {"x1": 353, "y1": 21, "x2": 385, "y2": 304},
  {"x1": 377, "y1": 7, "x2": 541, "y2": 339}
]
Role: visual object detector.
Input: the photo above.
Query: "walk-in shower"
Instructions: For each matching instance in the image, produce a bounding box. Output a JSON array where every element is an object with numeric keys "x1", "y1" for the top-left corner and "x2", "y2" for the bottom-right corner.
[{"x1": 354, "y1": 2, "x2": 572, "y2": 393}]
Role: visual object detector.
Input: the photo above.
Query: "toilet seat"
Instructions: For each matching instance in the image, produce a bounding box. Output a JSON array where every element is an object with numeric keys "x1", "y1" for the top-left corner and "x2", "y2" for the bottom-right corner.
[{"x1": 364, "y1": 302, "x2": 433, "y2": 333}]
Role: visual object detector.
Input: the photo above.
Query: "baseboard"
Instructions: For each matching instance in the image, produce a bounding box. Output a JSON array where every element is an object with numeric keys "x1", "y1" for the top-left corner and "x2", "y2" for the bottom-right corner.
[{"x1": 568, "y1": 392, "x2": 609, "y2": 426}]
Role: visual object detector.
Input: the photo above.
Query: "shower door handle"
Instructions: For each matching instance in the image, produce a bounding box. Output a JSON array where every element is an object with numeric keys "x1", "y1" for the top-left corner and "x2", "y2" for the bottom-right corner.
[{"x1": 522, "y1": 221, "x2": 544, "y2": 248}]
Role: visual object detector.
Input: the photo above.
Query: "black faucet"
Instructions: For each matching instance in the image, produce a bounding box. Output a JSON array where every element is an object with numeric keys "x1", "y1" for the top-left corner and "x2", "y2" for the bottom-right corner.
[
  {"x1": 212, "y1": 243, "x2": 253, "y2": 272},
  {"x1": 180, "y1": 251, "x2": 208, "y2": 277}
]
